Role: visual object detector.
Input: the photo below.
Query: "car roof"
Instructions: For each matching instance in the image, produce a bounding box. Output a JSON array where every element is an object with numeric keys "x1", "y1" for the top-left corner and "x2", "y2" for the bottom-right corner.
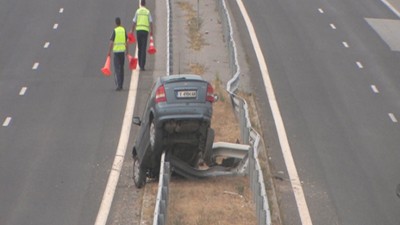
[{"x1": 160, "y1": 74, "x2": 206, "y2": 84}]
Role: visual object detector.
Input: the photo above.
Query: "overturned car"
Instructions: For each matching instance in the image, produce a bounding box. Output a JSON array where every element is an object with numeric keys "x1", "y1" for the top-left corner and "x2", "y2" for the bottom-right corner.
[{"x1": 131, "y1": 74, "x2": 216, "y2": 188}]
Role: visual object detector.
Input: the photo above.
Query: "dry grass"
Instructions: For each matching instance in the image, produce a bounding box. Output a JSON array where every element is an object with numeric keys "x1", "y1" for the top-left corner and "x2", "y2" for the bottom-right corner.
[
  {"x1": 167, "y1": 177, "x2": 257, "y2": 225},
  {"x1": 189, "y1": 63, "x2": 206, "y2": 75},
  {"x1": 237, "y1": 92, "x2": 260, "y2": 131},
  {"x1": 211, "y1": 77, "x2": 240, "y2": 143},
  {"x1": 177, "y1": 1, "x2": 206, "y2": 51}
]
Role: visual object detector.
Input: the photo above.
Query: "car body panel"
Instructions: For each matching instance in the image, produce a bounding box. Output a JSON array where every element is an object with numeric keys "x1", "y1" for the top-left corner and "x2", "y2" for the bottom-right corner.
[{"x1": 132, "y1": 74, "x2": 215, "y2": 175}]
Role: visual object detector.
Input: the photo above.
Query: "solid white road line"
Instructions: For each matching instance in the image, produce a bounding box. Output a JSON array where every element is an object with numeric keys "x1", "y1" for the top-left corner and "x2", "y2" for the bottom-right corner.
[
  {"x1": 330, "y1": 23, "x2": 336, "y2": 29},
  {"x1": 371, "y1": 85, "x2": 379, "y2": 93},
  {"x1": 94, "y1": 47, "x2": 139, "y2": 225},
  {"x1": 44, "y1": 42, "x2": 50, "y2": 48},
  {"x1": 32, "y1": 62, "x2": 39, "y2": 70},
  {"x1": 389, "y1": 113, "x2": 398, "y2": 123},
  {"x1": 19, "y1": 87, "x2": 28, "y2": 96},
  {"x1": 3, "y1": 117, "x2": 12, "y2": 127},
  {"x1": 356, "y1": 61, "x2": 364, "y2": 69},
  {"x1": 236, "y1": 0, "x2": 313, "y2": 225},
  {"x1": 381, "y1": 0, "x2": 400, "y2": 18}
]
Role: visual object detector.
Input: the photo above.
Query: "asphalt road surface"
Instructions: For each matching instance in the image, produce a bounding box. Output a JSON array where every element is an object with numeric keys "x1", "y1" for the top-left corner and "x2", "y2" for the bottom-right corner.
[
  {"x1": 0, "y1": 0, "x2": 141, "y2": 224},
  {"x1": 229, "y1": 0, "x2": 400, "y2": 224},
  {"x1": 2, "y1": 0, "x2": 400, "y2": 225}
]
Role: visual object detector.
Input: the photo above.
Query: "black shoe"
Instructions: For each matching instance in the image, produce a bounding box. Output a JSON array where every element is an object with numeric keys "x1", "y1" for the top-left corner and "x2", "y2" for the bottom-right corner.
[
  {"x1": 140, "y1": 67, "x2": 145, "y2": 71},
  {"x1": 116, "y1": 87, "x2": 122, "y2": 91}
]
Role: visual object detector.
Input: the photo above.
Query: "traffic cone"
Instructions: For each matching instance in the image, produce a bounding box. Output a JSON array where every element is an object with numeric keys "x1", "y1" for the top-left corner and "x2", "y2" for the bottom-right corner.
[
  {"x1": 101, "y1": 56, "x2": 112, "y2": 76},
  {"x1": 147, "y1": 35, "x2": 156, "y2": 55},
  {"x1": 128, "y1": 32, "x2": 135, "y2": 44},
  {"x1": 128, "y1": 54, "x2": 137, "y2": 70}
]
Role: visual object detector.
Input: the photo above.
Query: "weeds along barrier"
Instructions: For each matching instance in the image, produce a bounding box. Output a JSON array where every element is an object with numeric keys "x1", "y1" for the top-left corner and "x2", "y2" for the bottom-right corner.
[{"x1": 216, "y1": 0, "x2": 272, "y2": 224}]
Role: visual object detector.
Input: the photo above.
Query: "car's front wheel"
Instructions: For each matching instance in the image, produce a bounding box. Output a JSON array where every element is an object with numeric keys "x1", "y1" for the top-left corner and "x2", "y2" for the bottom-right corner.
[
  {"x1": 133, "y1": 156, "x2": 146, "y2": 188},
  {"x1": 203, "y1": 128, "x2": 215, "y2": 166}
]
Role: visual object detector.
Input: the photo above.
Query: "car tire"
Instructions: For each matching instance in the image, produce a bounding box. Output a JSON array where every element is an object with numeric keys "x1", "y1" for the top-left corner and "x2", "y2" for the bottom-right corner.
[
  {"x1": 203, "y1": 128, "x2": 215, "y2": 166},
  {"x1": 149, "y1": 120, "x2": 162, "y2": 152},
  {"x1": 133, "y1": 156, "x2": 146, "y2": 188}
]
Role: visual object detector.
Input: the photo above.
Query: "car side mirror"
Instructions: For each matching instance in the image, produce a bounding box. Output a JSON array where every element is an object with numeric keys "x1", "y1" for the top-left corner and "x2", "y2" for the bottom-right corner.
[{"x1": 132, "y1": 116, "x2": 142, "y2": 126}]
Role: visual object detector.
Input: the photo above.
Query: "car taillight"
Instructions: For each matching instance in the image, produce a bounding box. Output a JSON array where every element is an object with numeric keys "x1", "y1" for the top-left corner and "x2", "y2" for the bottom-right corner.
[
  {"x1": 155, "y1": 85, "x2": 167, "y2": 103},
  {"x1": 206, "y1": 84, "x2": 214, "y2": 103}
]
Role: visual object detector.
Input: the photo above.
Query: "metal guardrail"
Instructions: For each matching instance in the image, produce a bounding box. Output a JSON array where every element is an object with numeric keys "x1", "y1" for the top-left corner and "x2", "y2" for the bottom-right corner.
[
  {"x1": 152, "y1": 152, "x2": 170, "y2": 225},
  {"x1": 216, "y1": 0, "x2": 272, "y2": 224},
  {"x1": 152, "y1": 0, "x2": 174, "y2": 224}
]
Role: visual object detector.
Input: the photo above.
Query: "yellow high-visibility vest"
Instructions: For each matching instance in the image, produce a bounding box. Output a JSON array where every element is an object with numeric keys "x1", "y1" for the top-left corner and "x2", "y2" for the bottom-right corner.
[
  {"x1": 113, "y1": 26, "x2": 126, "y2": 52},
  {"x1": 136, "y1": 7, "x2": 150, "y2": 32}
]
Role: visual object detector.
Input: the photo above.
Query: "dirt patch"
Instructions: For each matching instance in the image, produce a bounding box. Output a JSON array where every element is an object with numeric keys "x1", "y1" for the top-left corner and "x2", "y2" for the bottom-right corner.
[
  {"x1": 168, "y1": 177, "x2": 256, "y2": 225},
  {"x1": 177, "y1": 1, "x2": 206, "y2": 51},
  {"x1": 211, "y1": 77, "x2": 241, "y2": 143},
  {"x1": 139, "y1": 181, "x2": 158, "y2": 225},
  {"x1": 189, "y1": 63, "x2": 206, "y2": 75}
]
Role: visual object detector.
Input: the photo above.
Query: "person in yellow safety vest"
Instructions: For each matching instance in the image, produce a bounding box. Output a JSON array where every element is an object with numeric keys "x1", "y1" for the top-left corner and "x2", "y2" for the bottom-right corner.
[
  {"x1": 131, "y1": 0, "x2": 153, "y2": 71},
  {"x1": 108, "y1": 17, "x2": 128, "y2": 91}
]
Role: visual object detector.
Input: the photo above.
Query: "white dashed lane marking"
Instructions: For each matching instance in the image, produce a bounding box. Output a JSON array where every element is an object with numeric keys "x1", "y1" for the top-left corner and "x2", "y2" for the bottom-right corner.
[
  {"x1": 19, "y1": 87, "x2": 28, "y2": 96},
  {"x1": 318, "y1": 8, "x2": 324, "y2": 14},
  {"x1": 3, "y1": 117, "x2": 12, "y2": 127},
  {"x1": 32, "y1": 62, "x2": 39, "y2": 70},
  {"x1": 356, "y1": 61, "x2": 364, "y2": 69},
  {"x1": 330, "y1": 23, "x2": 337, "y2": 29},
  {"x1": 4, "y1": 8, "x2": 65, "y2": 128},
  {"x1": 370, "y1": 85, "x2": 379, "y2": 93},
  {"x1": 389, "y1": 113, "x2": 398, "y2": 123},
  {"x1": 342, "y1": 42, "x2": 349, "y2": 48}
]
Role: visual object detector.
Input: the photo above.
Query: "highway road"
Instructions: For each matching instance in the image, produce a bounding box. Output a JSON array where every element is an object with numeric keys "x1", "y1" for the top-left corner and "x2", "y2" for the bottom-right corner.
[
  {"x1": 2, "y1": 0, "x2": 400, "y2": 224},
  {"x1": 0, "y1": 0, "x2": 143, "y2": 224},
  {"x1": 230, "y1": 0, "x2": 400, "y2": 224}
]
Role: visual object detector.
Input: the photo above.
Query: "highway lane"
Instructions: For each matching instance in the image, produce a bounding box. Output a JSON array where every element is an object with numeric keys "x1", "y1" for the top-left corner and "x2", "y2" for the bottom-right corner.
[
  {"x1": 0, "y1": 0, "x2": 139, "y2": 224},
  {"x1": 230, "y1": 0, "x2": 400, "y2": 224}
]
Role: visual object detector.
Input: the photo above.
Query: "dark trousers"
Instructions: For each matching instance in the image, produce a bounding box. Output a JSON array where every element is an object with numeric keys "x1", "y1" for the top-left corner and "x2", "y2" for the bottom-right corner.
[
  {"x1": 136, "y1": 30, "x2": 148, "y2": 70},
  {"x1": 113, "y1": 52, "x2": 125, "y2": 89}
]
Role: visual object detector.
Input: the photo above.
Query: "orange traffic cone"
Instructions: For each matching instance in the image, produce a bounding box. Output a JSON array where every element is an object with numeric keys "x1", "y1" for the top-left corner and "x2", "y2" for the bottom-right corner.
[
  {"x1": 148, "y1": 35, "x2": 156, "y2": 55},
  {"x1": 128, "y1": 32, "x2": 136, "y2": 44},
  {"x1": 128, "y1": 55, "x2": 138, "y2": 70},
  {"x1": 101, "y1": 56, "x2": 112, "y2": 76}
]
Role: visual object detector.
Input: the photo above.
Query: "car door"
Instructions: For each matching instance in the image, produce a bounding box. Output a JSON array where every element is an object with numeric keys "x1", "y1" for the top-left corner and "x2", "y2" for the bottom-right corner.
[{"x1": 135, "y1": 81, "x2": 157, "y2": 162}]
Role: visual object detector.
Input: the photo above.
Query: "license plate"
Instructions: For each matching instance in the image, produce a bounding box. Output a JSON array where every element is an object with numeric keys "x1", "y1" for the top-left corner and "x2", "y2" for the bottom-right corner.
[{"x1": 176, "y1": 90, "x2": 197, "y2": 98}]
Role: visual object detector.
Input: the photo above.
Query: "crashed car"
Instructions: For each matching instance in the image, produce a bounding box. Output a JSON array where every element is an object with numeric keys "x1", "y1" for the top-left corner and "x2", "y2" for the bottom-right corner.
[{"x1": 131, "y1": 74, "x2": 216, "y2": 188}]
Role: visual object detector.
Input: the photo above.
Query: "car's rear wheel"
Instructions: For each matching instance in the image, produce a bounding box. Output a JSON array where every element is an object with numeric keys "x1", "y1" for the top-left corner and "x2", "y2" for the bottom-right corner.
[
  {"x1": 133, "y1": 156, "x2": 146, "y2": 188},
  {"x1": 149, "y1": 120, "x2": 162, "y2": 152}
]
